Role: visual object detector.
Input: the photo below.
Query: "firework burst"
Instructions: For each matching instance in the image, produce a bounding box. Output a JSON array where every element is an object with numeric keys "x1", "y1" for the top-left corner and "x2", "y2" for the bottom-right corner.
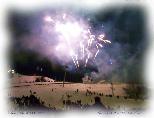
[{"x1": 44, "y1": 13, "x2": 111, "y2": 69}]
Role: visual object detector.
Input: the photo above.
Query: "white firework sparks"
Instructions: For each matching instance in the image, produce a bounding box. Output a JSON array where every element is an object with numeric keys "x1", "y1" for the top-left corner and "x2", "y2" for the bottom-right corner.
[
  {"x1": 94, "y1": 50, "x2": 100, "y2": 60},
  {"x1": 44, "y1": 13, "x2": 111, "y2": 68}
]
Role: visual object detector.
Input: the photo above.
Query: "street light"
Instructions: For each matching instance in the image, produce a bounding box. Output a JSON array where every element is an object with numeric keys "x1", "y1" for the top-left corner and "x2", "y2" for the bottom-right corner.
[
  {"x1": 63, "y1": 65, "x2": 68, "y2": 87},
  {"x1": 63, "y1": 71, "x2": 66, "y2": 87}
]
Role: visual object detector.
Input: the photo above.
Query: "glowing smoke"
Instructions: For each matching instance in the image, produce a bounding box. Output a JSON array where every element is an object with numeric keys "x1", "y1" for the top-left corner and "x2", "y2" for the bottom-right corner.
[{"x1": 43, "y1": 13, "x2": 111, "y2": 69}]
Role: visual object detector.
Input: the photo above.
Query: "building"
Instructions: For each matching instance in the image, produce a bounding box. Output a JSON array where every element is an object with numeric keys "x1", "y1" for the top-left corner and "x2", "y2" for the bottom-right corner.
[{"x1": 82, "y1": 75, "x2": 92, "y2": 84}]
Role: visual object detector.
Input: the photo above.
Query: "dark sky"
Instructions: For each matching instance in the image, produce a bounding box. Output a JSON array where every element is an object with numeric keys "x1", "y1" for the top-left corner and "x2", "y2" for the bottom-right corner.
[{"x1": 9, "y1": 6, "x2": 147, "y2": 83}]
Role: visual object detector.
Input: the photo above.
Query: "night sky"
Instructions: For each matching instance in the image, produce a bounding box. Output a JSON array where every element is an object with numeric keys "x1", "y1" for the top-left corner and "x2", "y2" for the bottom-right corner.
[{"x1": 9, "y1": 6, "x2": 147, "y2": 83}]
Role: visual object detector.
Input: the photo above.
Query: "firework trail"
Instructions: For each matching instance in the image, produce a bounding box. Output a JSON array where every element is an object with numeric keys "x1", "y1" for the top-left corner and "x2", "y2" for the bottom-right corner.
[
  {"x1": 94, "y1": 50, "x2": 99, "y2": 60},
  {"x1": 44, "y1": 13, "x2": 111, "y2": 69},
  {"x1": 85, "y1": 51, "x2": 91, "y2": 67}
]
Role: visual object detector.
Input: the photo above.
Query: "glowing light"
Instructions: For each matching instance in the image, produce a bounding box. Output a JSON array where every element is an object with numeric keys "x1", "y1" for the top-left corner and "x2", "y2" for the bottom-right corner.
[
  {"x1": 94, "y1": 50, "x2": 99, "y2": 60},
  {"x1": 55, "y1": 22, "x2": 83, "y2": 38},
  {"x1": 63, "y1": 13, "x2": 66, "y2": 19},
  {"x1": 44, "y1": 16, "x2": 54, "y2": 22},
  {"x1": 44, "y1": 13, "x2": 111, "y2": 68}
]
